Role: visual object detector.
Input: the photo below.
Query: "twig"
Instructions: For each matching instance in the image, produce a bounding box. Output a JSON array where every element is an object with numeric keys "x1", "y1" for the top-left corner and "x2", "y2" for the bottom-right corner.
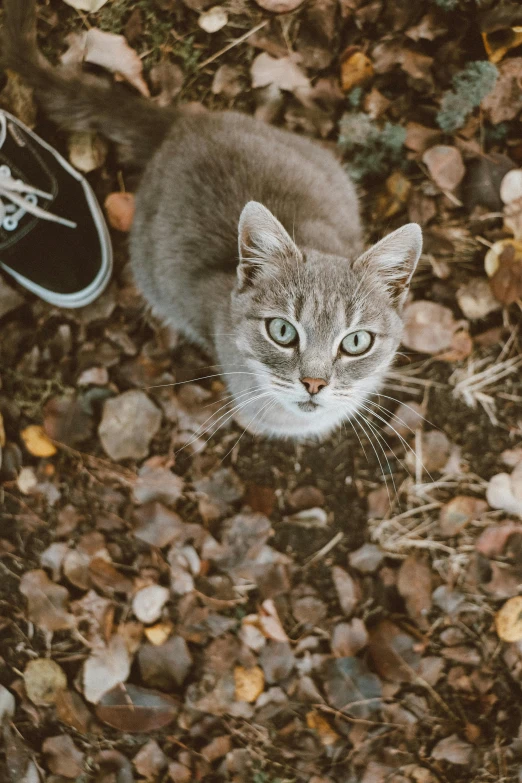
[
  {"x1": 197, "y1": 20, "x2": 269, "y2": 70},
  {"x1": 305, "y1": 531, "x2": 344, "y2": 566}
]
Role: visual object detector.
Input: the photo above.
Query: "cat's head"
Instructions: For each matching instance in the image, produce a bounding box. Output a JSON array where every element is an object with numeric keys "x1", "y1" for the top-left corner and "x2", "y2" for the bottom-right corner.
[{"x1": 229, "y1": 201, "x2": 422, "y2": 439}]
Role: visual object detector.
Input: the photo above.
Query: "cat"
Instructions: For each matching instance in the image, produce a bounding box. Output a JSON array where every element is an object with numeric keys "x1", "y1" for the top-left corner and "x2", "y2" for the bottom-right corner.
[{"x1": 3, "y1": 0, "x2": 422, "y2": 440}]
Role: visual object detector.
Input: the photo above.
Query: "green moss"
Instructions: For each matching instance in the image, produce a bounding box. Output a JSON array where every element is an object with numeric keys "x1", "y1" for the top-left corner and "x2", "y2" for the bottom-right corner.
[
  {"x1": 437, "y1": 60, "x2": 498, "y2": 132},
  {"x1": 338, "y1": 112, "x2": 406, "y2": 181}
]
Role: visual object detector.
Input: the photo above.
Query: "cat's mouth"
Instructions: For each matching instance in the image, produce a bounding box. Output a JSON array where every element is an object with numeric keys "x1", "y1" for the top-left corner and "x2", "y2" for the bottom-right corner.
[{"x1": 297, "y1": 400, "x2": 320, "y2": 413}]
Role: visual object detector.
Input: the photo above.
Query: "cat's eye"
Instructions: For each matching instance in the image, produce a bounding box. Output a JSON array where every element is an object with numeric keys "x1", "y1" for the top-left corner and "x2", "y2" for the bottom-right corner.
[
  {"x1": 266, "y1": 318, "x2": 298, "y2": 347},
  {"x1": 341, "y1": 330, "x2": 373, "y2": 356}
]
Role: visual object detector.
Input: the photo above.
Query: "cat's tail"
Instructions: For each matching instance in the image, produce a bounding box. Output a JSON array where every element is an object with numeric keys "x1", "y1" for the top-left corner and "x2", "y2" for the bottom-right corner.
[{"x1": 2, "y1": 0, "x2": 176, "y2": 166}]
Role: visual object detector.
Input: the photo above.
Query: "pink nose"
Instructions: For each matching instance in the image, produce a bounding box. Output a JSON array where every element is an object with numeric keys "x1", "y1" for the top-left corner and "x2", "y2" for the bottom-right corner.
[{"x1": 301, "y1": 377, "x2": 328, "y2": 395}]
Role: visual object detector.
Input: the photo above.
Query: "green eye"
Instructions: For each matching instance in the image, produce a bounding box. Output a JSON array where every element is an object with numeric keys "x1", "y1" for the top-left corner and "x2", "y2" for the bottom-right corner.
[
  {"x1": 341, "y1": 330, "x2": 373, "y2": 356},
  {"x1": 266, "y1": 318, "x2": 298, "y2": 347}
]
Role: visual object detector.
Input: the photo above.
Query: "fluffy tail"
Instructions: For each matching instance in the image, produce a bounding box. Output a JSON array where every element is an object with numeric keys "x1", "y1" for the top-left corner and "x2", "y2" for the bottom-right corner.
[{"x1": 2, "y1": 0, "x2": 176, "y2": 166}]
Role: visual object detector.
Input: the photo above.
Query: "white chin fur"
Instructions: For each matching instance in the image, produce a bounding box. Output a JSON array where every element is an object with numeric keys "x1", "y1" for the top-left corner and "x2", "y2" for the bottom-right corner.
[{"x1": 233, "y1": 398, "x2": 360, "y2": 440}]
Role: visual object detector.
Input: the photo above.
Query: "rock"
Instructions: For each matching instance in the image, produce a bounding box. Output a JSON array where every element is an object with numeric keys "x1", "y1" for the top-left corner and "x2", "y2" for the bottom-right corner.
[
  {"x1": 132, "y1": 585, "x2": 170, "y2": 624},
  {"x1": 348, "y1": 543, "x2": 384, "y2": 573},
  {"x1": 456, "y1": 278, "x2": 500, "y2": 320},
  {"x1": 98, "y1": 390, "x2": 162, "y2": 461}
]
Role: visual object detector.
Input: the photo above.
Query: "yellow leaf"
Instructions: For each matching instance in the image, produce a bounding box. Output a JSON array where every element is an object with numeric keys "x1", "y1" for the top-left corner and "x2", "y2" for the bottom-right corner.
[
  {"x1": 144, "y1": 621, "x2": 173, "y2": 646},
  {"x1": 0, "y1": 412, "x2": 5, "y2": 447},
  {"x1": 341, "y1": 51, "x2": 374, "y2": 93},
  {"x1": 482, "y1": 29, "x2": 522, "y2": 64},
  {"x1": 21, "y1": 425, "x2": 57, "y2": 457},
  {"x1": 306, "y1": 710, "x2": 341, "y2": 746},
  {"x1": 495, "y1": 596, "x2": 522, "y2": 642},
  {"x1": 234, "y1": 665, "x2": 264, "y2": 703}
]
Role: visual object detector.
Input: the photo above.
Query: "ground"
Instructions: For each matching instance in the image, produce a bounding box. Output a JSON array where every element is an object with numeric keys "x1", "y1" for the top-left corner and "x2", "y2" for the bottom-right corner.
[{"x1": 1, "y1": 0, "x2": 522, "y2": 782}]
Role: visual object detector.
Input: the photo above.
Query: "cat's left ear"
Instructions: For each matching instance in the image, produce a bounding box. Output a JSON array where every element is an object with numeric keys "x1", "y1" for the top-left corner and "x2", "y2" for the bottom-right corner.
[
  {"x1": 354, "y1": 224, "x2": 422, "y2": 308},
  {"x1": 237, "y1": 201, "x2": 302, "y2": 288}
]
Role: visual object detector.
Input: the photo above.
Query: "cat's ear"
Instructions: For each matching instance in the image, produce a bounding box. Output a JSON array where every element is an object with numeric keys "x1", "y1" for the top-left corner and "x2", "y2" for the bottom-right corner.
[
  {"x1": 355, "y1": 223, "x2": 422, "y2": 308},
  {"x1": 237, "y1": 201, "x2": 301, "y2": 287}
]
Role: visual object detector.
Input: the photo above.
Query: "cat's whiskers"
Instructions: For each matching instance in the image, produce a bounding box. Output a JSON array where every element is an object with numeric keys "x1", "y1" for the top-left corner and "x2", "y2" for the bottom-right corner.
[
  {"x1": 368, "y1": 392, "x2": 434, "y2": 429},
  {"x1": 220, "y1": 397, "x2": 278, "y2": 463},
  {"x1": 351, "y1": 411, "x2": 394, "y2": 504},
  {"x1": 143, "y1": 370, "x2": 264, "y2": 391}
]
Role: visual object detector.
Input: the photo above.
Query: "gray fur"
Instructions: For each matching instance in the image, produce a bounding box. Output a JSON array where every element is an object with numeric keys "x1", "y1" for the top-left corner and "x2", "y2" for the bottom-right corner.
[{"x1": 4, "y1": 0, "x2": 422, "y2": 440}]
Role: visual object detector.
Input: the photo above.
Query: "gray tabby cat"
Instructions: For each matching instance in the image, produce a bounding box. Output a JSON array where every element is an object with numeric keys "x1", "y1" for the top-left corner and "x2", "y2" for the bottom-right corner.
[{"x1": 4, "y1": 0, "x2": 422, "y2": 439}]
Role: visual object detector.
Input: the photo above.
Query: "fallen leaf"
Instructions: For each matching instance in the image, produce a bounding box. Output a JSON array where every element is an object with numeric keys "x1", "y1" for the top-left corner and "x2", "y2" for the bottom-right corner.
[
  {"x1": 397, "y1": 556, "x2": 432, "y2": 628},
  {"x1": 431, "y1": 734, "x2": 474, "y2": 765},
  {"x1": 323, "y1": 657, "x2": 381, "y2": 718},
  {"x1": 485, "y1": 239, "x2": 522, "y2": 305},
  {"x1": 254, "y1": 0, "x2": 304, "y2": 11},
  {"x1": 306, "y1": 711, "x2": 341, "y2": 746},
  {"x1": 132, "y1": 585, "x2": 170, "y2": 624},
  {"x1": 251, "y1": 53, "x2": 310, "y2": 92},
  {"x1": 482, "y1": 58, "x2": 522, "y2": 124},
  {"x1": 439, "y1": 496, "x2": 488, "y2": 537},
  {"x1": 83, "y1": 634, "x2": 131, "y2": 704},
  {"x1": 422, "y1": 145, "x2": 465, "y2": 191},
  {"x1": 288, "y1": 485, "x2": 325, "y2": 511},
  {"x1": 201, "y1": 735, "x2": 232, "y2": 763},
  {"x1": 476, "y1": 521, "x2": 522, "y2": 556},
  {"x1": 331, "y1": 619, "x2": 369, "y2": 657},
  {"x1": 0, "y1": 685, "x2": 15, "y2": 724},
  {"x1": 198, "y1": 6, "x2": 228, "y2": 33},
  {"x1": 98, "y1": 390, "x2": 162, "y2": 461},
  {"x1": 20, "y1": 425, "x2": 57, "y2": 457},
  {"x1": 133, "y1": 457, "x2": 184, "y2": 506},
  {"x1": 456, "y1": 278, "x2": 500, "y2": 320},
  {"x1": 24, "y1": 658, "x2": 67, "y2": 706},
  {"x1": 487, "y1": 466, "x2": 522, "y2": 517},
  {"x1": 405, "y1": 122, "x2": 442, "y2": 154},
  {"x1": 55, "y1": 690, "x2": 92, "y2": 734},
  {"x1": 194, "y1": 467, "x2": 244, "y2": 522},
  {"x1": 462, "y1": 153, "x2": 515, "y2": 212},
  {"x1": 134, "y1": 502, "x2": 187, "y2": 548},
  {"x1": 482, "y1": 27, "x2": 522, "y2": 63},
  {"x1": 104, "y1": 192, "x2": 136, "y2": 232},
  {"x1": 409, "y1": 430, "x2": 452, "y2": 474},
  {"x1": 43, "y1": 735, "x2": 84, "y2": 779},
  {"x1": 138, "y1": 635, "x2": 193, "y2": 689},
  {"x1": 367, "y1": 485, "x2": 391, "y2": 519},
  {"x1": 340, "y1": 50, "x2": 374, "y2": 92},
  {"x1": 368, "y1": 621, "x2": 421, "y2": 683},
  {"x1": 495, "y1": 596, "x2": 522, "y2": 642},
  {"x1": 96, "y1": 683, "x2": 179, "y2": 732},
  {"x1": 259, "y1": 599, "x2": 289, "y2": 642},
  {"x1": 258, "y1": 641, "x2": 294, "y2": 684},
  {"x1": 150, "y1": 60, "x2": 184, "y2": 106},
  {"x1": 63, "y1": 0, "x2": 109, "y2": 10},
  {"x1": 212, "y1": 64, "x2": 246, "y2": 99},
  {"x1": 402, "y1": 301, "x2": 466, "y2": 355},
  {"x1": 234, "y1": 665, "x2": 265, "y2": 702},
  {"x1": 331, "y1": 565, "x2": 360, "y2": 616},
  {"x1": 144, "y1": 620, "x2": 173, "y2": 646},
  {"x1": 63, "y1": 28, "x2": 150, "y2": 97},
  {"x1": 20, "y1": 570, "x2": 74, "y2": 632},
  {"x1": 68, "y1": 131, "x2": 108, "y2": 173},
  {"x1": 384, "y1": 401, "x2": 424, "y2": 438},
  {"x1": 133, "y1": 739, "x2": 168, "y2": 780}
]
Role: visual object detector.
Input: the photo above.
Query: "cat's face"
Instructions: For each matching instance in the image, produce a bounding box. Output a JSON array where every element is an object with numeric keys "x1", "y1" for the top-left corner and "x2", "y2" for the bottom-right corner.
[{"x1": 229, "y1": 202, "x2": 422, "y2": 439}]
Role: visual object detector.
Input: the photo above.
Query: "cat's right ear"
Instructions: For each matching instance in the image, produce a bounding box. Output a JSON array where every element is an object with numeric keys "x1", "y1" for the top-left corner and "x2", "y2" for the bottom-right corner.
[{"x1": 237, "y1": 201, "x2": 301, "y2": 288}]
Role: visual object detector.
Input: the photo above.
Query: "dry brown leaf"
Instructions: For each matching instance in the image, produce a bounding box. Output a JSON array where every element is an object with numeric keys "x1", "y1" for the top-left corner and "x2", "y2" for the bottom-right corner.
[
  {"x1": 476, "y1": 521, "x2": 522, "y2": 556},
  {"x1": 104, "y1": 192, "x2": 136, "y2": 232},
  {"x1": 368, "y1": 620, "x2": 421, "y2": 683},
  {"x1": 55, "y1": 690, "x2": 92, "y2": 734},
  {"x1": 133, "y1": 739, "x2": 168, "y2": 780},
  {"x1": 251, "y1": 53, "x2": 310, "y2": 92},
  {"x1": 68, "y1": 131, "x2": 108, "y2": 173},
  {"x1": 439, "y1": 496, "x2": 488, "y2": 537},
  {"x1": 431, "y1": 734, "x2": 474, "y2": 765},
  {"x1": 20, "y1": 425, "x2": 57, "y2": 457},
  {"x1": 485, "y1": 239, "x2": 522, "y2": 305},
  {"x1": 482, "y1": 58, "x2": 522, "y2": 123},
  {"x1": 259, "y1": 599, "x2": 289, "y2": 641},
  {"x1": 98, "y1": 390, "x2": 162, "y2": 461},
  {"x1": 20, "y1": 570, "x2": 74, "y2": 632},
  {"x1": 306, "y1": 711, "x2": 341, "y2": 746},
  {"x1": 340, "y1": 51, "x2": 374, "y2": 92},
  {"x1": 495, "y1": 596, "x2": 522, "y2": 642},
  {"x1": 96, "y1": 683, "x2": 179, "y2": 732},
  {"x1": 234, "y1": 665, "x2": 265, "y2": 702},
  {"x1": 331, "y1": 619, "x2": 369, "y2": 657},
  {"x1": 83, "y1": 634, "x2": 131, "y2": 704},
  {"x1": 456, "y1": 278, "x2": 501, "y2": 320},
  {"x1": 63, "y1": 28, "x2": 150, "y2": 97},
  {"x1": 24, "y1": 659, "x2": 67, "y2": 706},
  {"x1": 397, "y1": 556, "x2": 432, "y2": 628},
  {"x1": 402, "y1": 301, "x2": 466, "y2": 355},
  {"x1": 331, "y1": 565, "x2": 360, "y2": 616},
  {"x1": 138, "y1": 635, "x2": 193, "y2": 689},
  {"x1": 422, "y1": 145, "x2": 465, "y2": 192},
  {"x1": 43, "y1": 735, "x2": 84, "y2": 779}
]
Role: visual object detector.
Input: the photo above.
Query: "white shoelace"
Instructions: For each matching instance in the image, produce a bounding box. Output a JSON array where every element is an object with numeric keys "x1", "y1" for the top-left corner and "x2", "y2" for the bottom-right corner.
[{"x1": 0, "y1": 164, "x2": 77, "y2": 231}]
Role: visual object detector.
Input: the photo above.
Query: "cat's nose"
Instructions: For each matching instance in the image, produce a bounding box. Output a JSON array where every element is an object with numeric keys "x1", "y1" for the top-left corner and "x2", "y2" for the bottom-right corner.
[{"x1": 301, "y1": 377, "x2": 328, "y2": 395}]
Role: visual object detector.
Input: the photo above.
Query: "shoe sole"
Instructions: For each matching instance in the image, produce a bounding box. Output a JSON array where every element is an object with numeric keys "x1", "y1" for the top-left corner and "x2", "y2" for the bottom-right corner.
[{"x1": 0, "y1": 110, "x2": 113, "y2": 309}]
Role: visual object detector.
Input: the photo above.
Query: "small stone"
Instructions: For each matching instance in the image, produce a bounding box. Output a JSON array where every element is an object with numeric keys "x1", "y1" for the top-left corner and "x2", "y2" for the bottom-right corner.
[
  {"x1": 77, "y1": 366, "x2": 109, "y2": 386},
  {"x1": 287, "y1": 485, "x2": 325, "y2": 511}
]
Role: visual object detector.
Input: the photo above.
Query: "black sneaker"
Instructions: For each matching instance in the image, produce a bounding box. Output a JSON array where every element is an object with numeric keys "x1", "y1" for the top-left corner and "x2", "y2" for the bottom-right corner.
[{"x1": 0, "y1": 110, "x2": 112, "y2": 308}]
